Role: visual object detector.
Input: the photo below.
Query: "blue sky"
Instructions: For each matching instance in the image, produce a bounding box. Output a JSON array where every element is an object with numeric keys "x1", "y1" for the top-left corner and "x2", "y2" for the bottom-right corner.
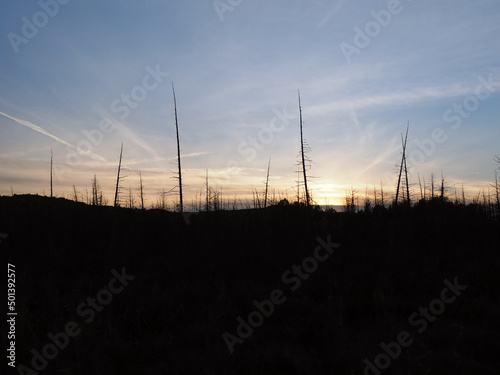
[{"x1": 1, "y1": 0, "x2": 499, "y2": 207}]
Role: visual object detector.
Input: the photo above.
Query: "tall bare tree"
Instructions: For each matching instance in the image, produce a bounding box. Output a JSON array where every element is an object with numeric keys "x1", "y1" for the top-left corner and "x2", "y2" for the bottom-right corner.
[
  {"x1": 380, "y1": 180, "x2": 385, "y2": 206},
  {"x1": 440, "y1": 171, "x2": 446, "y2": 202},
  {"x1": 128, "y1": 186, "x2": 135, "y2": 209},
  {"x1": 395, "y1": 123, "x2": 409, "y2": 204},
  {"x1": 403, "y1": 125, "x2": 410, "y2": 205},
  {"x1": 73, "y1": 185, "x2": 78, "y2": 202},
  {"x1": 114, "y1": 142, "x2": 123, "y2": 207},
  {"x1": 431, "y1": 173, "x2": 435, "y2": 199},
  {"x1": 264, "y1": 157, "x2": 271, "y2": 208},
  {"x1": 50, "y1": 148, "x2": 53, "y2": 198},
  {"x1": 91, "y1": 174, "x2": 99, "y2": 206},
  {"x1": 172, "y1": 83, "x2": 183, "y2": 214},
  {"x1": 491, "y1": 155, "x2": 500, "y2": 215},
  {"x1": 418, "y1": 173, "x2": 423, "y2": 200},
  {"x1": 205, "y1": 169, "x2": 209, "y2": 212},
  {"x1": 298, "y1": 90, "x2": 310, "y2": 207},
  {"x1": 138, "y1": 172, "x2": 145, "y2": 210}
]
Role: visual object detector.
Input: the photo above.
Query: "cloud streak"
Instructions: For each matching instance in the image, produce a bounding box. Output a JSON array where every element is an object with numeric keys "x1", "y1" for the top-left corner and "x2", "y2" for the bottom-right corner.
[{"x1": 0, "y1": 111, "x2": 105, "y2": 161}]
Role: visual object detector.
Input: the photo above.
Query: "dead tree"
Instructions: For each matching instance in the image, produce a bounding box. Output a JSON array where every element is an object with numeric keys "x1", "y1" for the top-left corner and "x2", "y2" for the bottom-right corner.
[
  {"x1": 50, "y1": 148, "x2": 53, "y2": 198},
  {"x1": 172, "y1": 83, "x2": 183, "y2": 214},
  {"x1": 139, "y1": 172, "x2": 145, "y2": 210},
  {"x1": 205, "y1": 170, "x2": 209, "y2": 212},
  {"x1": 264, "y1": 157, "x2": 271, "y2": 208},
  {"x1": 495, "y1": 155, "x2": 500, "y2": 215},
  {"x1": 128, "y1": 186, "x2": 135, "y2": 209},
  {"x1": 296, "y1": 169, "x2": 300, "y2": 204},
  {"x1": 418, "y1": 173, "x2": 423, "y2": 200},
  {"x1": 298, "y1": 91, "x2": 311, "y2": 207},
  {"x1": 91, "y1": 174, "x2": 100, "y2": 206},
  {"x1": 380, "y1": 181, "x2": 385, "y2": 206},
  {"x1": 431, "y1": 173, "x2": 435, "y2": 199},
  {"x1": 440, "y1": 171, "x2": 445, "y2": 202},
  {"x1": 403, "y1": 125, "x2": 410, "y2": 205},
  {"x1": 73, "y1": 185, "x2": 78, "y2": 202},
  {"x1": 494, "y1": 173, "x2": 500, "y2": 216},
  {"x1": 395, "y1": 123, "x2": 409, "y2": 204},
  {"x1": 114, "y1": 142, "x2": 123, "y2": 207}
]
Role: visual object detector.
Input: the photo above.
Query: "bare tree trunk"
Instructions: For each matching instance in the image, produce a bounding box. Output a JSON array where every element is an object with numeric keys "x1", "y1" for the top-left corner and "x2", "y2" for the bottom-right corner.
[
  {"x1": 495, "y1": 173, "x2": 499, "y2": 215},
  {"x1": 139, "y1": 171, "x2": 145, "y2": 210},
  {"x1": 172, "y1": 83, "x2": 183, "y2": 214},
  {"x1": 395, "y1": 123, "x2": 409, "y2": 204},
  {"x1": 73, "y1": 185, "x2": 78, "y2": 202},
  {"x1": 403, "y1": 124, "x2": 410, "y2": 205},
  {"x1": 297, "y1": 169, "x2": 300, "y2": 204},
  {"x1": 298, "y1": 91, "x2": 310, "y2": 207},
  {"x1": 128, "y1": 186, "x2": 135, "y2": 209},
  {"x1": 50, "y1": 148, "x2": 53, "y2": 198},
  {"x1": 380, "y1": 181, "x2": 384, "y2": 207},
  {"x1": 114, "y1": 142, "x2": 123, "y2": 207},
  {"x1": 431, "y1": 173, "x2": 435, "y2": 199},
  {"x1": 395, "y1": 140, "x2": 404, "y2": 204},
  {"x1": 205, "y1": 170, "x2": 209, "y2": 212},
  {"x1": 440, "y1": 171, "x2": 445, "y2": 202},
  {"x1": 418, "y1": 173, "x2": 423, "y2": 200},
  {"x1": 493, "y1": 156, "x2": 500, "y2": 216},
  {"x1": 264, "y1": 157, "x2": 271, "y2": 208},
  {"x1": 92, "y1": 174, "x2": 98, "y2": 206}
]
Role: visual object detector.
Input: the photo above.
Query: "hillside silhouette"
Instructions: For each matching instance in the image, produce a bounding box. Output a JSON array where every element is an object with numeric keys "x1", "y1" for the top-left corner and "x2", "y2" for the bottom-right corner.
[{"x1": 1, "y1": 194, "x2": 499, "y2": 374}]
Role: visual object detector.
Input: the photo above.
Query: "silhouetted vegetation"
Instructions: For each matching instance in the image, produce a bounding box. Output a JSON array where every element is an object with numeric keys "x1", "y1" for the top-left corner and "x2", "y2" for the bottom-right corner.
[{"x1": 1, "y1": 193, "x2": 499, "y2": 374}]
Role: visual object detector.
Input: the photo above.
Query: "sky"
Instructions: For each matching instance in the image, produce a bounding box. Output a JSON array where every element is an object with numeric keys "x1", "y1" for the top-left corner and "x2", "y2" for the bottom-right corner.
[{"x1": 0, "y1": 0, "x2": 499, "y2": 208}]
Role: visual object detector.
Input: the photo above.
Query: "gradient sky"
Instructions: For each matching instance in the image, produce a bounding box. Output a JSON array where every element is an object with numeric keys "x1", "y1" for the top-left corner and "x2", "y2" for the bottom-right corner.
[{"x1": 1, "y1": 0, "x2": 499, "y2": 207}]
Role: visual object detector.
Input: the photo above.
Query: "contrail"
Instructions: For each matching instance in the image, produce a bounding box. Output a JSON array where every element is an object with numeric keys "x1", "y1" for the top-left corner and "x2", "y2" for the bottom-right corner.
[{"x1": 0, "y1": 111, "x2": 105, "y2": 161}]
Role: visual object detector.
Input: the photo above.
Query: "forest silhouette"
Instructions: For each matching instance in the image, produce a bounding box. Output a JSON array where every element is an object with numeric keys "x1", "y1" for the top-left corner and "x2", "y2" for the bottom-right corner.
[{"x1": 1, "y1": 190, "x2": 499, "y2": 374}]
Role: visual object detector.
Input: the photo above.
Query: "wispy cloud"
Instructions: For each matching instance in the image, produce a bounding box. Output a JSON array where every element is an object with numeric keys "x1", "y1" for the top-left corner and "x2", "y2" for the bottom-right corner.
[
  {"x1": 0, "y1": 111, "x2": 106, "y2": 161},
  {"x1": 316, "y1": 0, "x2": 347, "y2": 30},
  {"x1": 308, "y1": 84, "x2": 474, "y2": 117}
]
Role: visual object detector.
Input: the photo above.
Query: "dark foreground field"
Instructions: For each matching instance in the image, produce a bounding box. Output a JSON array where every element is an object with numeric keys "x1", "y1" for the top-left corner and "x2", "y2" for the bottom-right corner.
[{"x1": 1, "y1": 194, "x2": 499, "y2": 375}]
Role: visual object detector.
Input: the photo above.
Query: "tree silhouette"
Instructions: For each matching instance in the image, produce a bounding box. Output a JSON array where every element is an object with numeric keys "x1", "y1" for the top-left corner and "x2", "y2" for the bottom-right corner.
[
  {"x1": 172, "y1": 83, "x2": 183, "y2": 214},
  {"x1": 298, "y1": 90, "x2": 310, "y2": 207},
  {"x1": 114, "y1": 142, "x2": 124, "y2": 207}
]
